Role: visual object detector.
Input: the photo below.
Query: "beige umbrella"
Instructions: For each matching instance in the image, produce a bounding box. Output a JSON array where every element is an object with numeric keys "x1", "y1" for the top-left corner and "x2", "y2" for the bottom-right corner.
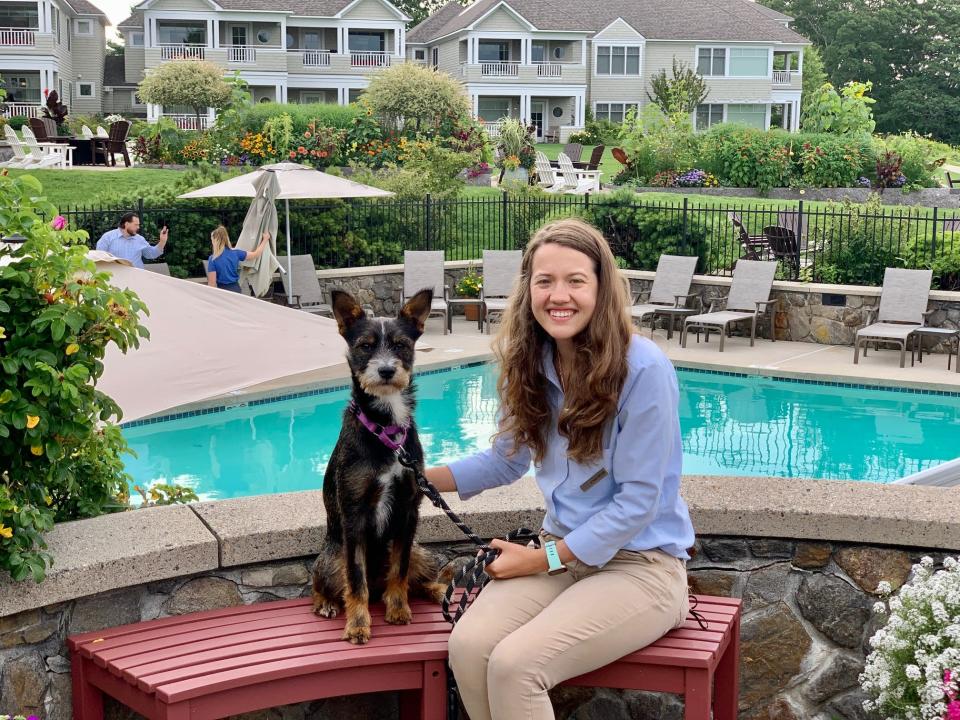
[
  {"x1": 92, "y1": 253, "x2": 346, "y2": 423},
  {"x1": 235, "y1": 170, "x2": 281, "y2": 298},
  {"x1": 178, "y1": 163, "x2": 394, "y2": 303}
]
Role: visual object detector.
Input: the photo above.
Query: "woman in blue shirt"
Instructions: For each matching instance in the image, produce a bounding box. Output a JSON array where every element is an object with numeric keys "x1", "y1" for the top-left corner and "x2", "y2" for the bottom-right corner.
[
  {"x1": 424, "y1": 218, "x2": 695, "y2": 720},
  {"x1": 206, "y1": 225, "x2": 269, "y2": 293}
]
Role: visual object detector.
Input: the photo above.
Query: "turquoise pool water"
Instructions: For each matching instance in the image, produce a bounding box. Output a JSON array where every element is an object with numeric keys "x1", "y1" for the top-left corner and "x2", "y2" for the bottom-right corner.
[{"x1": 123, "y1": 364, "x2": 960, "y2": 500}]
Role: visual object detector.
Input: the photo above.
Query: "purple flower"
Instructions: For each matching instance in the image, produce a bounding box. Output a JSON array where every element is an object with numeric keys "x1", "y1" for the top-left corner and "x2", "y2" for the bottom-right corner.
[
  {"x1": 51, "y1": 215, "x2": 66, "y2": 231},
  {"x1": 856, "y1": 176, "x2": 872, "y2": 188}
]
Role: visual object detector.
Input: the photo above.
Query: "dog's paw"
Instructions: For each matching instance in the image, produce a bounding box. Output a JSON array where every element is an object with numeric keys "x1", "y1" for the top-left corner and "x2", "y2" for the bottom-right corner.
[
  {"x1": 385, "y1": 603, "x2": 413, "y2": 625},
  {"x1": 343, "y1": 624, "x2": 371, "y2": 645},
  {"x1": 419, "y1": 581, "x2": 448, "y2": 604},
  {"x1": 314, "y1": 601, "x2": 340, "y2": 618}
]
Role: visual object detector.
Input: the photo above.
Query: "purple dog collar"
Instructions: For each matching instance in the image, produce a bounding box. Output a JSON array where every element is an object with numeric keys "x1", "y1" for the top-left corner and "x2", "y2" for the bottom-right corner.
[{"x1": 349, "y1": 400, "x2": 409, "y2": 451}]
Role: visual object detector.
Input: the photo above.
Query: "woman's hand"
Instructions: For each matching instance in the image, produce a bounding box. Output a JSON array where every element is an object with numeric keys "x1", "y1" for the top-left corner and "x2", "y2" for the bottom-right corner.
[
  {"x1": 261, "y1": 231, "x2": 270, "y2": 243},
  {"x1": 484, "y1": 538, "x2": 548, "y2": 579}
]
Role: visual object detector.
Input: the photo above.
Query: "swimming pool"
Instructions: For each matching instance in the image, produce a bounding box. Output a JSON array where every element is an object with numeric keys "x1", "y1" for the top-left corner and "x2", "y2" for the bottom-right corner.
[{"x1": 122, "y1": 363, "x2": 960, "y2": 500}]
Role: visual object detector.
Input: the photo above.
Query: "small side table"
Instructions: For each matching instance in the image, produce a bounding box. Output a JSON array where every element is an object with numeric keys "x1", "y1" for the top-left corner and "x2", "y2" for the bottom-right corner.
[
  {"x1": 910, "y1": 327, "x2": 960, "y2": 373},
  {"x1": 654, "y1": 307, "x2": 701, "y2": 341},
  {"x1": 446, "y1": 298, "x2": 484, "y2": 333}
]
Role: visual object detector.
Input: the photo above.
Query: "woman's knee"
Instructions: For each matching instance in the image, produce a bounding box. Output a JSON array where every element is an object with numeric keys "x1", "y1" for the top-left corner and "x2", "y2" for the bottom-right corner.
[
  {"x1": 449, "y1": 614, "x2": 497, "y2": 673},
  {"x1": 487, "y1": 635, "x2": 543, "y2": 692}
]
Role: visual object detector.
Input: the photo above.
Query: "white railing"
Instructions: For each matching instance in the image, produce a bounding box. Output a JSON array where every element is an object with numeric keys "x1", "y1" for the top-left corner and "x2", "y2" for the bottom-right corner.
[
  {"x1": 159, "y1": 43, "x2": 206, "y2": 60},
  {"x1": 536, "y1": 62, "x2": 562, "y2": 78},
  {"x1": 163, "y1": 114, "x2": 211, "y2": 131},
  {"x1": 772, "y1": 70, "x2": 794, "y2": 85},
  {"x1": 482, "y1": 121, "x2": 502, "y2": 138},
  {"x1": 0, "y1": 26, "x2": 37, "y2": 45},
  {"x1": 350, "y1": 51, "x2": 390, "y2": 68},
  {"x1": 227, "y1": 45, "x2": 256, "y2": 63},
  {"x1": 2, "y1": 103, "x2": 43, "y2": 118},
  {"x1": 296, "y1": 49, "x2": 331, "y2": 67},
  {"x1": 481, "y1": 61, "x2": 519, "y2": 77}
]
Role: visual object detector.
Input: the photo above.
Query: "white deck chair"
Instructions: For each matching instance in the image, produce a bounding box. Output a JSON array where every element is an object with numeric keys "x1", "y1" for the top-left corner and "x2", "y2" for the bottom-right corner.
[
  {"x1": 81, "y1": 125, "x2": 95, "y2": 139},
  {"x1": 631, "y1": 255, "x2": 701, "y2": 335},
  {"x1": 10, "y1": 126, "x2": 61, "y2": 168},
  {"x1": 682, "y1": 260, "x2": 778, "y2": 352},
  {"x1": 480, "y1": 249, "x2": 522, "y2": 334},
  {"x1": 20, "y1": 126, "x2": 71, "y2": 168},
  {"x1": 403, "y1": 250, "x2": 449, "y2": 334},
  {"x1": 96, "y1": 125, "x2": 109, "y2": 138},
  {"x1": 1, "y1": 126, "x2": 29, "y2": 168},
  {"x1": 557, "y1": 153, "x2": 601, "y2": 195},
  {"x1": 853, "y1": 268, "x2": 933, "y2": 369},
  {"x1": 534, "y1": 151, "x2": 566, "y2": 193},
  {"x1": 278, "y1": 255, "x2": 333, "y2": 316}
]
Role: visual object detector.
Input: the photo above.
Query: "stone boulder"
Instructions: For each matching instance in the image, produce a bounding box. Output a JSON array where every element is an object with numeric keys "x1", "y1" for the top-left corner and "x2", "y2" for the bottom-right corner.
[
  {"x1": 796, "y1": 574, "x2": 871, "y2": 648},
  {"x1": 739, "y1": 602, "x2": 812, "y2": 710}
]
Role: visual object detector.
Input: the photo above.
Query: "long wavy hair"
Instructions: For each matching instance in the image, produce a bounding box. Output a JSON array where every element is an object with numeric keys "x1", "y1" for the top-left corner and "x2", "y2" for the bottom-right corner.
[
  {"x1": 210, "y1": 225, "x2": 233, "y2": 259},
  {"x1": 494, "y1": 218, "x2": 633, "y2": 464}
]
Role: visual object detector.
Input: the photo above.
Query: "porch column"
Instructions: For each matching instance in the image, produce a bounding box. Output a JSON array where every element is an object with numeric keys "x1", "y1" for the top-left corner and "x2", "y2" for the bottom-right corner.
[
  {"x1": 340, "y1": 26, "x2": 348, "y2": 53},
  {"x1": 44, "y1": 1, "x2": 52, "y2": 34},
  {"x1": 207, "y1": 106, "x2": 215, "y2": 128},
  {"x1": 279, "y1": 18, "x2": 286, "y2": 49},
  {"x1": 275, "y1": 83, "x2": 283, "y2": 103},
  {"x1": 206, "y1": 19, "x2": 214, "y2": 48},
  {"x1": 472, "y1": 93, "x2": 478, "y2": 117},
  {"x1": 793, "y1": 100, "x2": 800, "y2": 131},
  {"x1": 575, "y1": 92, "x2": 585, "y2": 126},
  {"x1": 471, "y1": 36, "x2": 477, "y2": 64},
  {"x1": 797, "y1": 49, "x2": 803, "y2": 74},
  {"x1": 520, "y1": 37, "x2": 528, "y2": 65},
  {"x1": 394, "y1": 26, "x2": 400, "y2": 56},
  {"x1": 147, "y1": 17, "x2": 155, "y2": 46},
  {"x1": 520, "y1": 93, "x2": 530, "y2": 122},
  {"x1": 398, "y1": 26, "x2": 404, "y2": 56},
  {"x1": 36, "y1": 1, "x2": 45, "y2": 32},
  {"x1": 337, "y1": 86, "x2": 347, "y2": 105},
  {"x1": 147, "y1": 103, "x2": 160, "y2": 122},
  {"x1": 580, "y1": 38, "x2": 587, "y2": 66}
]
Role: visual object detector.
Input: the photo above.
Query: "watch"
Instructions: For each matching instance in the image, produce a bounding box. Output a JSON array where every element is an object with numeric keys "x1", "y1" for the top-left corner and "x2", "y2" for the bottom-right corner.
[{"x1": 545, "y1": 540, "x2": 568, "y2": 575}]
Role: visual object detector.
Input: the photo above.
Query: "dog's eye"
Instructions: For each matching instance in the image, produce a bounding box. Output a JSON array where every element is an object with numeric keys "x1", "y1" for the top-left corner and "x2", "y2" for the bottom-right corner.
[
  {"x1": 358, "y1": 342, "x2": 375, "y2": 352},
  {"x1": 393, "y1": 341, "x2": 408, "y2": 352}
]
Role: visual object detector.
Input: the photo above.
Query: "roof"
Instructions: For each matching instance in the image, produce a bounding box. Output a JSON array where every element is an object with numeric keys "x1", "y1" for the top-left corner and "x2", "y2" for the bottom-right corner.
[
  {"x1": 117, "y1": 12, "x2": 143, "y2": 28},
  {"x1": 103, "y1": 55, "x2": 134, "y2": 87},
  {"x1": 407, "y1": 2, "x2": 464, "y2": 44},
  {"x1": 407, "y1": 0, "x2": 809, "y2": 44},
  {"x1": 64, "y1": 0, "x2": 108, "y2": 17},
  {"x1": 128, "y1": 0, "x2": 407, "y2": 19}
]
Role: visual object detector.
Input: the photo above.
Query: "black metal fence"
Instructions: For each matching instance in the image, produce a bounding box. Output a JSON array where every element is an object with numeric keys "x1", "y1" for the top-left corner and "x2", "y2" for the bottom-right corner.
[{"x1": 62, "y1": 194, "x2": 960, "y2": 288}]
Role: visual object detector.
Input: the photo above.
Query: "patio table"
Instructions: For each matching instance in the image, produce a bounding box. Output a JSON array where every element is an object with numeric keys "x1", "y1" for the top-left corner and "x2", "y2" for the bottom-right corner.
[{"x1": 911, "y1": 327, "x2": 960, "y2": 373}]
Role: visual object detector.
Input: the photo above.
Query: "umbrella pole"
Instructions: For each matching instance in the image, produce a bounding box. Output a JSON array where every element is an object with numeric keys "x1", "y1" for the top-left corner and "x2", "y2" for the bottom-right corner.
[{"x1": 285, "y1": 198, "x2": 293, "y2": 304}]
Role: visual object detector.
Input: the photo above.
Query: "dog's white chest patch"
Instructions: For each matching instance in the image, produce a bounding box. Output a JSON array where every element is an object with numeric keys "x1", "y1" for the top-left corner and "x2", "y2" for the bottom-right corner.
[{"x1": 374, "y1": 461, "x2": 402, "y2": 534}]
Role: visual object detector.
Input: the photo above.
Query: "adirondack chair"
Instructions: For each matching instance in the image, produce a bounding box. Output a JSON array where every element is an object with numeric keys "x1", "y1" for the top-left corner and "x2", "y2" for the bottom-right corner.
[
  {"x1": 763, "y1": 225, "x2": 804, "y2": 280},
  {"x1": 549, "y1": 142, "x2": 582, "y2": 168},
  {"x1": 403, "y1": 250, "x2": 449, "y2": 334},
  {"x1": 729, "y1": 213, "x2": 769, "y2": 261},
  {"x1": 81, "y1": 124, "x2": 95, "y2": 139},
  {"x1": 93, "y1": 120, "x2": 132, "y2": 167},
  {"x1": 278, "y1": 255, "x2": 333, "y2": 316},
  {"x1": 682, "y1": 260, "x2": 778, "y2": 351},
  {"x1": 557, "y1": 153, "x2": 600, "y2": 195},
  {"x1": 630, "y1": 255, "x2": 701, "y2": 337},
  {"x1": 480, "y1": 249, "x2": 522, "y2": 334},
  {"x1": 574, "y1": 145, "x2": 605, "y2": 172},
  {"x1": 17, "y1": 126, "x2": 68, "y2": 168},
  {"x1": 853, "y1": 268, "x2": 933, "y2": 368},
  {"x1": 2, "y1": 126, "x2": 34, "y2": 168},
  {"x1": 534, "y1": 151, "x2": 566, "y2": 193}
]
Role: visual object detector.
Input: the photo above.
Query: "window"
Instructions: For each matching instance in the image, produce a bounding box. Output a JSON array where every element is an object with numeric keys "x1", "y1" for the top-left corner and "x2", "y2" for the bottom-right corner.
[
  {"x1": 697, "y1": 47, "x2": 725, "y2": 76},
  {"x1": 256, "y1": 30, "x2": 270, "y2": 44},
  {"x1": 553, "y1": 46, "x2": 564, "y2": 60},
  {"x1": 52, "y1": 6, "x2": 60, "y2": 41},
  {"x1": 348, "y1": 30, "x2": 384, "y2": 52},
  {"x1": 729, "y1": 47, "x2": 769, "y2": 77},
  {"x1": 431, "y1": 47, "x2": 439, "y2": 68},
  {"x1": 726, "y1": 103, "x2": 767, "y2": 129},
  {"x1": 531, "y1": 42, "x2": 545, "y2": 63},
  {"x1": 348, "y1": 88, "x2": 364, "y2": 103},
  {"x1": 1, "y1": 73, "x2": 41, "y2": 102},
  {"x1": 594, "y1": 102, "x2": 638, "y2": 123},
  {"x1": 414, "y1": 48, "x2": 426, "y2": 60},
  {"x1": 130, "y1": 31, "x2": 143, "y2": 46},
  {"x1": 133, "y1": 91, "x2": 143, "y2": 105},
  {"x1": 158, "y1": 24, "x2": 205, "y2": 44},
  {"x1": 231, "y1": 26, "x2": 246, "y2": 46},
  {"x1": 0, "y1": 6, "x2": 38, "y2": 28},
  {"x1": 303, "y1": 32, "x2": 320, "y2": 50},
  {"x1": 596, "y1": 45, "x2": 640, "y2": 75},
  {"x1": 74, "y1": 18, "x2": 92, "y2": 36},
  {"x1": 696, "y1": 103, "x2": 723, "y2": 131},
  {"x1": 478, "y1": 41, "x2": 508, "y2": 63},
  {"x1": 77, "y1": 81, "x2": 95, "y2": 98},
  {"x1": 478, "y1": 98, "x2": 510, "y2": 121}
]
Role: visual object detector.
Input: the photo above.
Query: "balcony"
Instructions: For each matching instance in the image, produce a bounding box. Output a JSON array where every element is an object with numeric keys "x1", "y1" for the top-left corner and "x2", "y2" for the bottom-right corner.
[
  {"x1": 351, "y1": 51, "x2": 389, "y2": 68},
  {"x1": 535, "y1": 62, "x2": 562, "y2": 78},
  {"x1": 460, "y1": 62, "x2": 586, "y2": 85},
  {"x1": 287, "y1": 49, "x2": 331, "y2": 68},
  {"x1": 481, "y1": 61, "x2": 519, "y2": 77},
  {"x1": 163, "y1": 114, "x2": 210, "y2": 130},
  {"x1": 159, "y1": 43, "x2": 206, "y2": 60},
  {"x1": 772, "y1": 70, "x2": 794, "y2": 86},
  {"x1": 1, "y1": 102, "x2": 42, "y2": 118},
  {"x1": 226, "y1": 45, "x2": 256, "y2": 64},
  {"x1": 0, "y1": 26, "x2": 36, "y2": 46}
]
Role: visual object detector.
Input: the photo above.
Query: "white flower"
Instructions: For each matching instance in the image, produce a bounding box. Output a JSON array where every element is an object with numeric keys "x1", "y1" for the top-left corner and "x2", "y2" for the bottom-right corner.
[
  {"x1": 874, "y1": 601, "x2": 888, "y2": 614},
  {"x1": 877, "y1": 580, "x2": 893, "y2": 595},
  {"x1": 905, "y1": 664, "x2": 922, "y2": 680}
]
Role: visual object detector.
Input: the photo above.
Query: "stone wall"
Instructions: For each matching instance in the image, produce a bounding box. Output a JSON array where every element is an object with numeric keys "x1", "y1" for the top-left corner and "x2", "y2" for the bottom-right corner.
[{"x1": 0, "y1": 536, "x2": 944, "y2": 720}]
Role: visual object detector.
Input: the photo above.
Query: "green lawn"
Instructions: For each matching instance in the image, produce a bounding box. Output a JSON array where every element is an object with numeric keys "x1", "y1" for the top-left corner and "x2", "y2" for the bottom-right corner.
[
  {"x1": 5, "y1": 168, "x2": 189, "y2": 210},
  {"x1": 534, "y1": 143, "x2": 621, "y2": 181}
]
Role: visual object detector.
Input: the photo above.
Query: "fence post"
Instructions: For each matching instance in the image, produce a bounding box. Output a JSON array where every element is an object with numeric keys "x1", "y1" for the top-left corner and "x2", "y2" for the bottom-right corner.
[
  {"x1": 681, "y1": 197, "x2": 689, "y2": 250},
  {"x1": 137, "y1": 197, "x2": 144, "y2": 223},
  {"x1": 424, "y1": 193, "x2": 432, "y2": 251},
  {"x1": 932, "y1": 206, "x2": 939, "y2": 260},
  {"x1": 501, "y1": 191, "x2": 509, "y2": 250},
  {"x1": 797, "y1": 199, "x2": 805, "y2": 279}
]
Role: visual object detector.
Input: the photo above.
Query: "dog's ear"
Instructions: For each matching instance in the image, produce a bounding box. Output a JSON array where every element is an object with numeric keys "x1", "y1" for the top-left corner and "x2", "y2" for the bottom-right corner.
[
  {"x1": 398, "y1": 288, "x2": 434, "y2": 336},
  {"x1": 331, "y1": 290, "x2": 365, "y2": 336}
]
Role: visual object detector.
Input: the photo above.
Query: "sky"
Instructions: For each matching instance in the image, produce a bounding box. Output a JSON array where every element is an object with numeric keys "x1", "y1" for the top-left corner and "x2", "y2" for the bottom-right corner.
[{"x1": 91, "y1": 0, "x2": 133, "y2": 28}]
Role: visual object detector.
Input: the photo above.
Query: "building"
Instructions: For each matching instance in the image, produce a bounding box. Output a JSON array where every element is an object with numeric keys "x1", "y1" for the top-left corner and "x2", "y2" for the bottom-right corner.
[
  {"x1": 0, "y1": 0, "x2": 107, "y2": 118},
  {"x1": 405, "y1": 0, "x2": 810, "y2": 140}
]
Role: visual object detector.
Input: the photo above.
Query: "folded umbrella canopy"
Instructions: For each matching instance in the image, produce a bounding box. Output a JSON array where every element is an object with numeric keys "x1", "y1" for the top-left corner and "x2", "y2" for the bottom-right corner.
[
  {"x1": 234, "y1": 170, "x2": 281, "y2": 298},
  {"x1": 92, "y1": 253, "x2": 347, "y2": 423},
  {"x1": 178, "y1": 163, "x2": 394, "y2": 303}
]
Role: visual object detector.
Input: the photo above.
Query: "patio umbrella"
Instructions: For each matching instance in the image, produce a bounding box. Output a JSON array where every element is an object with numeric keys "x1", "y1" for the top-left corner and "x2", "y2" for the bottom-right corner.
[
  {"x1": 178, "y1": 163, "x2": 394, "y2": 303},
  {"x1": 234, "y1": 170, "x2": 281, "y2": 298}
]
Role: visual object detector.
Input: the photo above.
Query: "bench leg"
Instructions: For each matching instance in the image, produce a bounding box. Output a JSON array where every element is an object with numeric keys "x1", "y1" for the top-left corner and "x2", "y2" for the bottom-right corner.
[
  {"x1": 71, "y1": 654, "x2": 104, "y2": 720},
  {"x1": 684, "y1": 668, "x2": 712, "y2": 720},
  {"x1": 399, "y1": 660, "x2": 447, "y2": 720},
  {"x1": 714, "y1": 614, "x2": 741, "y2": 720}
]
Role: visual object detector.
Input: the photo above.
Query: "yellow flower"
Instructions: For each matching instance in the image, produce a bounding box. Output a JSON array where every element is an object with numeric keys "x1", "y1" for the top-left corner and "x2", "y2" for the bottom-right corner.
[
  {"x1": 0, "y1": 326, "x2": 5, "y2": 339},
  {"x1": 26, "y1": 415, "x2": 40, "y2": 429},
  {"x1": 66, "y1": 343, "x2": 79, "y2": 355},
  {"x1": 45, "y1": 494, "x2": 53, "y2": 506},
  {"x1": 0, "y1": 525, "x2": 12, "y2": 539},
  {"x1": 30, "y1": 445, "x2": 43, "y2": 456}
]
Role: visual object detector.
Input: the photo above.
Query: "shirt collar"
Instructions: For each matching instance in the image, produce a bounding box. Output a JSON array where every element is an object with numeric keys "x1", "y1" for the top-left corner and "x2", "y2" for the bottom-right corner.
[{"x1": 541, "y1": 341, "x2": 563, "y2": 392}]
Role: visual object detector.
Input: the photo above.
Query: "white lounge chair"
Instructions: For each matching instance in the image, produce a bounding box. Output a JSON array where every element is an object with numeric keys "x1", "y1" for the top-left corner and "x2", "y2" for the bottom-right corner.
[
  {"x1": 682, "y1": 260, "x2": 778, "y2": 352},
  {"x1": 480, "y1": 249, "x2": 522, "y2": 334},
  {"x1": 96, "y1": 125, "x2": 109, "y2": 138},
  {"x1": 534, "y1": 151, "x2": 566, "y2": 193},
  {"x1": 5, "y1": 126, "x2": 60, "y2": 168},
  {"x1": 403, "y1": 250, "x2": 449, "y2": 334},
  {"x1": 21, "y1": 125, "x2": 72, "y2": 168},
  {"x1": 631, "y1": 255, "x2": 701, "y2": 337},
  {"x1": 557, "y1": 153, "x2": 601, "y2": 195},
  {"x1": 853, "y1": 268, "x2": 933, "y2": 369},
  {"x1": 81, "y1": 125, "x2": 95, "y2": 139}
]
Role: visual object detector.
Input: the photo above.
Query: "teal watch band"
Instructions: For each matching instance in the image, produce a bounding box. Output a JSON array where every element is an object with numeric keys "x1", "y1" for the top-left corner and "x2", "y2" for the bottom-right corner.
[{"x1": 545, "y1": 540, "x2": 567, "y2": 575}]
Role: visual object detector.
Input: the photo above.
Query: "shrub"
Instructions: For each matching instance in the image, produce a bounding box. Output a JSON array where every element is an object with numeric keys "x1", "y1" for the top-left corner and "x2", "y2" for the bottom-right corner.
[
  {"x1": 876, "y1": 132, "x2": 949, "y2": 189},
  {"x1": 496, "y1": 118, "x2": 536, "y2": 170},
  {"x1": 0, "y1": 174, "x2": 148, "y2": 582},
  {"x1": 802, "y1": 81, "x2": 876, "y2": 136},
  {"x1": 364, "y1": 62, "x2": 471, "y2": 135},
  {"x1": 6, "y1": 115, "x2": 28, "y2": 130},
  {"x1": 262, "y1": 113, "x2": 294, "y2": 160},
  {"x1": 137, "y1": 60, "x2": 233, "y2": 128},
  {"x1": 234, "y1": 102, "x2": 362, "y2": 137},
  {"x1": 906, "y1": 231, "x2": 960, "y2": 290},
  {"x1": 286, "y1": 122, "x2": 346, "y2": 168},
  {"x1": 699, "y1": 124, "x2": 791, "y2": 193},
  {"x1": 794, "y1": 133, "x2": 868, "y2": 188},
  {"x1": 615, "y1": 105, "x2": 700, "y2": 184},
  {"x1": 569, "y1": 118, "x2": 619, "y2": 145}
]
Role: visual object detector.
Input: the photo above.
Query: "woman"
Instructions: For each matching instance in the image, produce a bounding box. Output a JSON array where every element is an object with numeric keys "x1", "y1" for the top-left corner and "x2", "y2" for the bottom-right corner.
[
  {"x1": 424, "y1": 218, "x2": 695, "y2": 720},
  {"x1": 206, "y1": 226, "x2": 269, "y2": 293}
]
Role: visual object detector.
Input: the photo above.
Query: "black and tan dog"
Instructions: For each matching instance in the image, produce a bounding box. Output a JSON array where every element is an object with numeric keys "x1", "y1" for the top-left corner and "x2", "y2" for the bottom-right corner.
[{"x1": 311, "y1": 289, "x2": 447, "y2": 644}]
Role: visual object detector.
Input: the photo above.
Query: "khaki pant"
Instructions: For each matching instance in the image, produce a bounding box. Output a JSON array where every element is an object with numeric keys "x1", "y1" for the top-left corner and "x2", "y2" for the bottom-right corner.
[{"x1": 448, "y1": 540, "x2": 689, "y2": 720}]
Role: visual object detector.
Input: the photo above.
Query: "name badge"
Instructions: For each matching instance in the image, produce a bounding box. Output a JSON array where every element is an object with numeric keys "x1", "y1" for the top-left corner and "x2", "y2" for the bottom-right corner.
[{"x1": 580, "y1": 468, "x2": 608, "y2": 492}]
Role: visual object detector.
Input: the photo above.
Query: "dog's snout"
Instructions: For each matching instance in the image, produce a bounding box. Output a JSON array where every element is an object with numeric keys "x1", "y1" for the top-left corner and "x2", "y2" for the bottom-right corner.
[{"x1": 378, "y1": 366, "x2": 396, "y2": 380}]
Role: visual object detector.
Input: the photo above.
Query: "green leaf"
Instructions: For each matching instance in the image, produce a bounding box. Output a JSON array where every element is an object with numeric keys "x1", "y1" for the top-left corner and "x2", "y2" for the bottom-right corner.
[{"x1": 51, "y1": 319, "x2": 66, "y2": 342}]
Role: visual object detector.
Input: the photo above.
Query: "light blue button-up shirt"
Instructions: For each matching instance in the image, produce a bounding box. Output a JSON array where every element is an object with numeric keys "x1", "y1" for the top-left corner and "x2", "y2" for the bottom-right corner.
[
  {"x1": 449, "y1": 335, "x2": 695, "y2": 567},
  {"x1": 95, "y1": 228, "x2": 162, "y2": 269}
]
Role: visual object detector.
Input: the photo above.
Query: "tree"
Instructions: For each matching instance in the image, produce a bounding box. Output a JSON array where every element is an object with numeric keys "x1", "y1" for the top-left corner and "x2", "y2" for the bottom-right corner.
[
  {"x1": 760, "y1": 0, "x2": 960, "y2": 144},
  {"x1": 363, "y1": 62, "x2": 470, "y2": 134},
  {"x1": 137, "y1": 60, "x2": 232, "y2": 127},
  {"x1": 802, "y1": 81, "x2": 876, "y2": 135},
  {"x1": 107, "y1": 37, "x2": 124, "y2": 56},
  {"x1": 799, "y1": 46, "x2": 827, "y2": 126},
  {"x1": 391, "y1": 0, "x2": 461, "y2": 27},
  {"x1": 646, "y1": 59, "x2": 709, "y2": 115}
]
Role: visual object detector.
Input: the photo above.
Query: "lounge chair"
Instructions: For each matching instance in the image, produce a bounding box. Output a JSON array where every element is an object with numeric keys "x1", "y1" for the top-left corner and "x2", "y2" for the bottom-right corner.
[
  {"x1": 557, "y1": 153, "x2": 600, "y2": 195},
  {"x1": 630, "y1": 255, "x2": 700, "y2": 336},
  {"x1": 144, "y1": 262, "x2": 171, "y2": 276},
  {"x1": 682, "y1": 260, "x2": 778, "y2": 352},
  {"x1": 853, "y1": 268, "x2": 933, "y2": 369},
  {"x1": 574, "y1": 145, "x2": 605, "y2": 172},
  {"x1": 534, "y1": 151, "x2": 566, "y2": 193},
  {"x1": 12, "y1": 126, "x2": 64, "y2": 169},
  {"x1": 81, "y1": 125, "x2": 95, "y2": 139},
  {"x1": 481, "y1": 249, "x2": 522, "y2": 334},
  {"x1": 275, "y1": 255, "x2": 333, "y2": 316},
  {"x1": 22, "y1": 125, "x2": 72, "y2": 168},
  {"x1": 404, "y1": 250, "x2": 449, "y2": 334}
]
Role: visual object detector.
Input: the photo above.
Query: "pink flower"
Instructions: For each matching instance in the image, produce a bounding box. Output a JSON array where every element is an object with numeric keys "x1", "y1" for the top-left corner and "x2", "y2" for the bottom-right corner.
[
  {"x1": 51, "y1": 215, "x2": 66, "y2": 231},
  {"x1": 948, "y1": 700, "x2": 960, "y2": 720}
]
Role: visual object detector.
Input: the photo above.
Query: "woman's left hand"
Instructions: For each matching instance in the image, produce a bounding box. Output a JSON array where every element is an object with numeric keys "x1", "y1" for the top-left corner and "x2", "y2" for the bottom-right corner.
[{"x1": 484, "y1": 538, "x2": 548, "y2": 579}]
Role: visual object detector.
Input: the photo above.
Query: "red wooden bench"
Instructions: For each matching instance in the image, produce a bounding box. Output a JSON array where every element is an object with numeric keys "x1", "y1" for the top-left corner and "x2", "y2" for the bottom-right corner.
[{"x1": 68, "y1": 592, "x2": 740, "y2": 720}]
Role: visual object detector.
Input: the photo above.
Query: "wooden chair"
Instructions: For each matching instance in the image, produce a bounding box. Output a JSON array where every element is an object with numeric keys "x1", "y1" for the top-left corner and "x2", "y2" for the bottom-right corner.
[
  {"x1": 561, "y1": 142, "x2": 583, "y2": 164},
  {"x1": 574, "y1": 145, "x2": 605, "y2": 172},
  {"x1": 729, "y1": 213, "x2": 769, "y2": 261},
  {"x1": 763, "y1": 225, "x2": 802, "y2": 280},
  {"x1": 947, "y1": 172, "x2": 958, "y2": 189},
  {"x1": 94, "y1": 120, "x2": 132, "y2": 167}
]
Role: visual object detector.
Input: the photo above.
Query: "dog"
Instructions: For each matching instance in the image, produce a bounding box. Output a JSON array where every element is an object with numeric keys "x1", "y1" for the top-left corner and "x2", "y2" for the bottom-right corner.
[{"x1": 311, "y1": 288, "x2": 448, "y2": 644}]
